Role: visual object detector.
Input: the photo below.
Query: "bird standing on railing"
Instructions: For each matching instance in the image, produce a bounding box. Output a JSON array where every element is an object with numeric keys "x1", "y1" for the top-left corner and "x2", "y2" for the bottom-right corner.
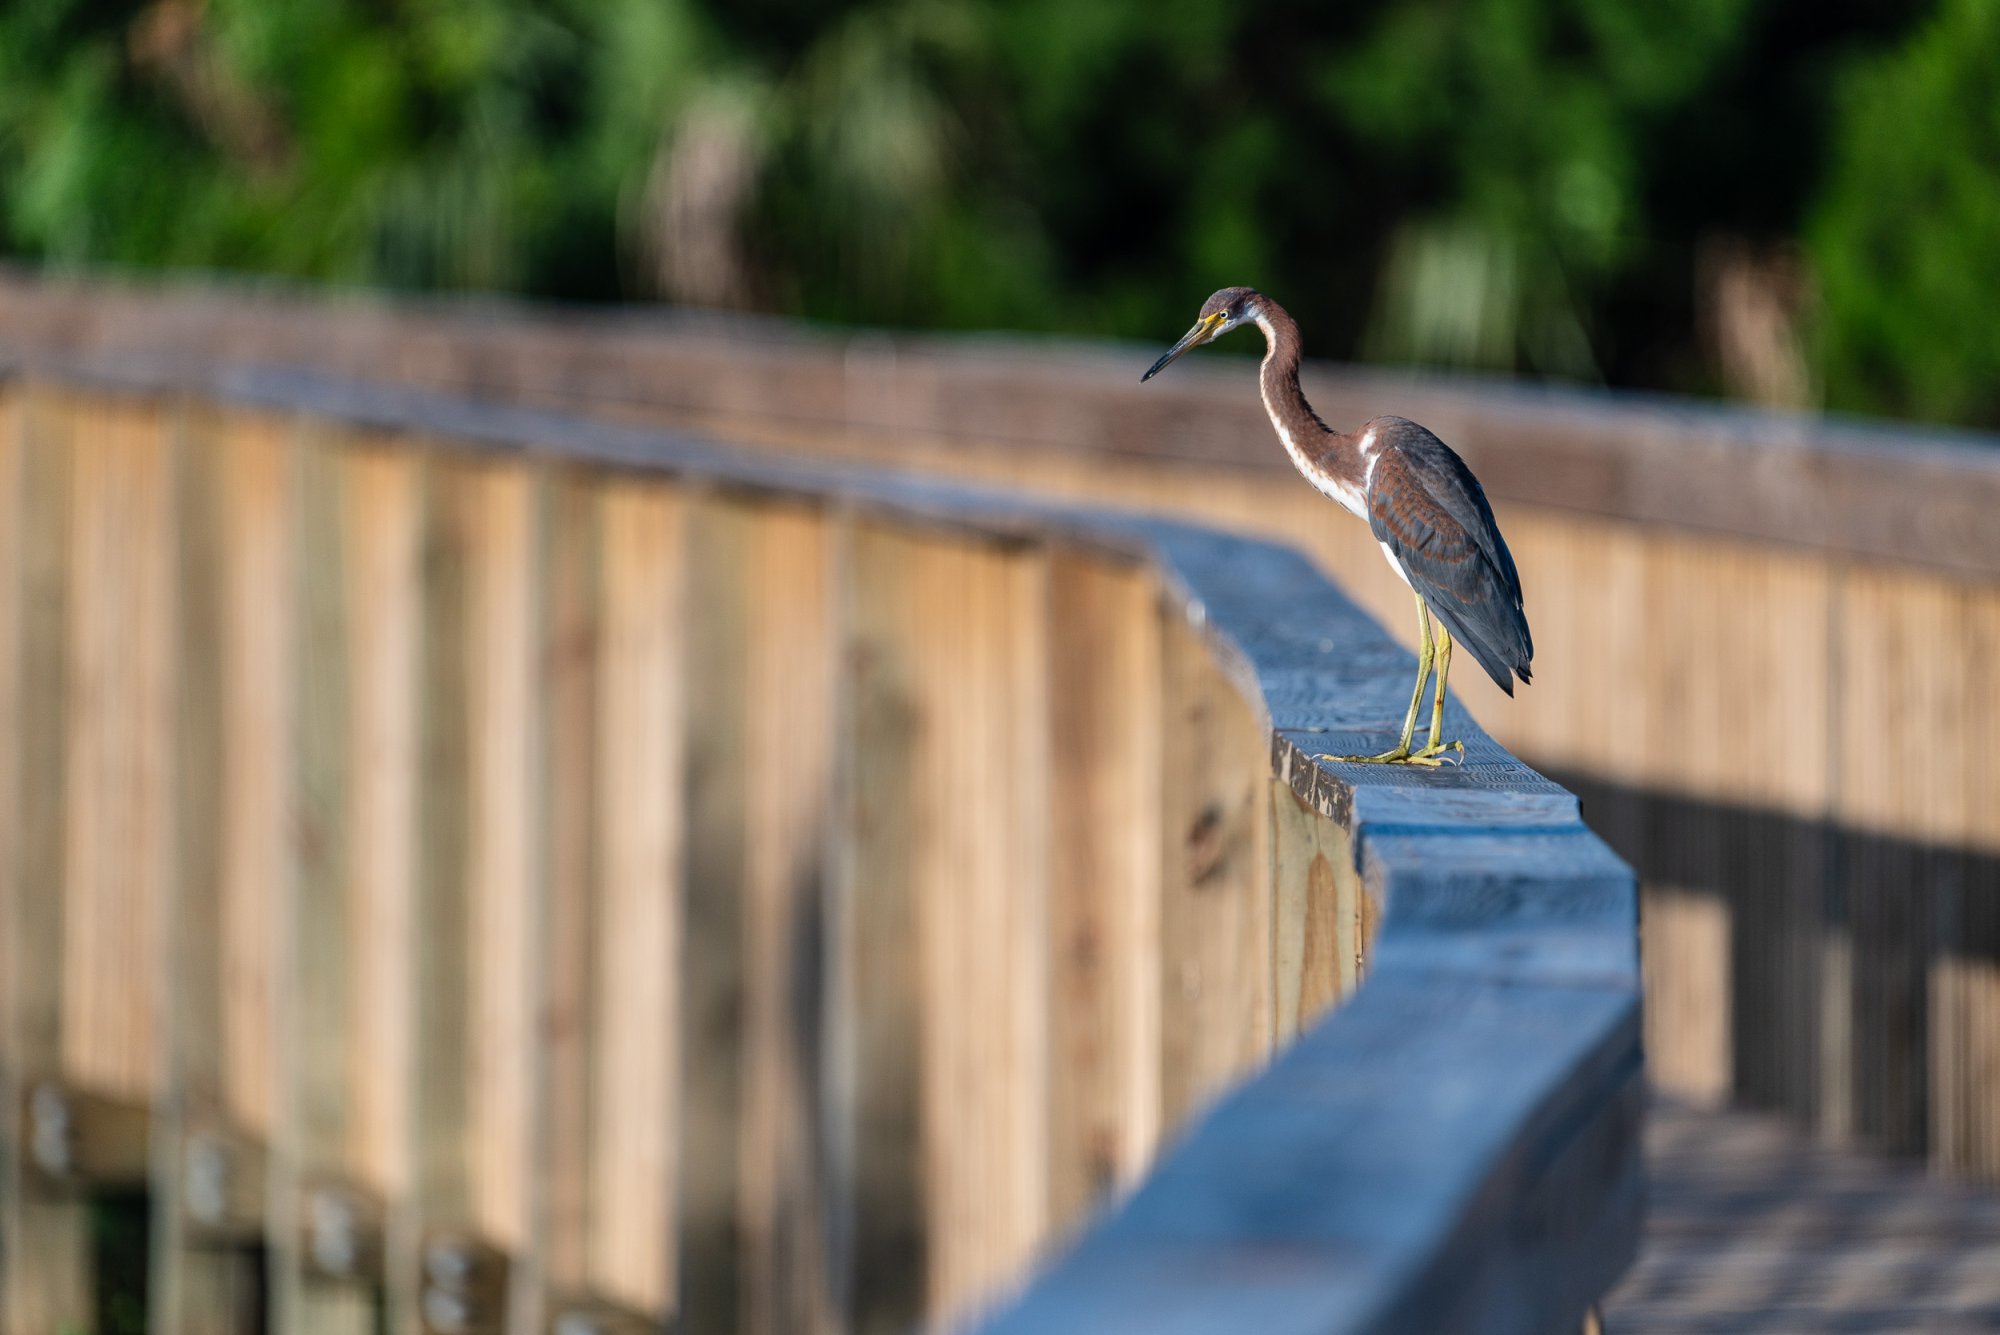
[{"x1": 1143, "y1": 288, "x2": 1532, "y2": 765}]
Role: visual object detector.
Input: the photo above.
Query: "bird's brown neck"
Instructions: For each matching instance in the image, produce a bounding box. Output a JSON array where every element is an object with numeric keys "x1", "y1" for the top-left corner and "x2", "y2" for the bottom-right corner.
[
  {"x1": 1252, "y1": 300, "x2": 1317, "y2": 430},
  {"x1": 1250, "y1": 298, "x2": 1367, "y2": 501}
]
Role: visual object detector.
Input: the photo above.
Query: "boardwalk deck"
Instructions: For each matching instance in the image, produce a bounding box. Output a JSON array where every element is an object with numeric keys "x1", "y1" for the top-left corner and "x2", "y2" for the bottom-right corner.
[{"x1": 1609, "y1": 1097, "x2": 2000, "y2": 1333}]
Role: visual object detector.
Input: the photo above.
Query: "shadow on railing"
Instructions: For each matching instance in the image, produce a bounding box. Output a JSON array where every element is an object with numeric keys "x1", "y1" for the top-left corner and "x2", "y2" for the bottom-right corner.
[{"x1": 0, "y1": 355, "x2": 1638, "y2": 1334}]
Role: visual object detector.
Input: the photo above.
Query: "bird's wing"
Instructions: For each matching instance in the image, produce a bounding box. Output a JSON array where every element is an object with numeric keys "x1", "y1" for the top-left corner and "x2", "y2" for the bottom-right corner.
[{"x1": 1368, "y1": 441, "x2": 1533, "y2": 694}]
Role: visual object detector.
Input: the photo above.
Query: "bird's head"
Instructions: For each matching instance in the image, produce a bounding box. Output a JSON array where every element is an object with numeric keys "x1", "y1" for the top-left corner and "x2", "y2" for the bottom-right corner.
[{"x1": 1142, "y1": 287, "x2": 1260, "y2": 382}]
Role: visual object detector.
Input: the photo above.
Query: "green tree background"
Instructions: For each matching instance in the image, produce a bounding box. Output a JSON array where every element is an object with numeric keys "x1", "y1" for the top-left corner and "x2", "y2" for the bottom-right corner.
[{"x1": 1, "y1": 0, "x2": 1992, "y2": 427}]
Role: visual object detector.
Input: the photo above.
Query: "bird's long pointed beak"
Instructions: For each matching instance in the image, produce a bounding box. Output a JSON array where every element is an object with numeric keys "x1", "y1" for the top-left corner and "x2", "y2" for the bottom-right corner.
[{"x1": 1142, "y1": 313, "x2": 1224, "y2": 382}]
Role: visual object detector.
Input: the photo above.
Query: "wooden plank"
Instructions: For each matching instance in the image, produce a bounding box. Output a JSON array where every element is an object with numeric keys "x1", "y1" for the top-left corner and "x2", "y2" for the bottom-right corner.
[
  {"x1": 533, "y1": 473, "x2": 599, "y2": 1321},
  {"x1": 276, "y1": 425, "x2": 350, "y2": 1333},
  {"x1": 835, "y1": 523, "x2": 928, "y2": 1332},
  {"x1": 0, "y1": 390, "x2": 185, "y2": 1330},
  {"x1": 1359, "y1": 829, "x2": 1637, "y2": 990},
  {"x1": 0, "y1": 384, "x2": 17, "y2": 1322},
  {"x1": 63, "y1": 394, "x2": 177, "y2": 1105},
  {"x1": 37, "y1": 392, "x2": 179, "y2": 1332},
  {"x1": 1269, "y1": 782, "x2": 1357, "y2": 1041},
  {"x1": 157, "y1": 395, "x2": 231, "y2": 1335},
  {"x1": 740, "y1": 505, "x2": 845, "y2": 1335},
  {"x1": 345, "y1": 443, "x2": 424, "y2": 1219},
  {"x1": 272, "y1": 432, "x2": 420, "y2": 1335},
  {"x1": 155, "y1": 402, "x2": 296, "y2": 1334},
  {"x1": 463, "y1": 461, "x2": 542, "y2": 1327},
  {"x1": 1943, "y1": 587, "x2": 2000, "y2": 1178},
  {"x1": 1640, "y1": 888, "x2": 1733, "y2": 1107},
  {"x1": 162, "y1": 398, "x2": 229, "y2": 1334},
  {"x1": 1043, "y1": 552, "x2": 1163, "y2": 1234},
  {"x1": 1833, "y1": 565, "x2": 1952, "y2": 1157},
  {"x1": 213, "y1": 412, "x2": 294, "y2": 1146},
  {"x1": 1607, "y1": 1097, "x2": 2000, "y2": 1330},
  {"x1": 1156, "y1": 606, "x2": 1273, "y2": 1126},
  {"x1": 405, "y1": 453, "x2": 474, "y2": 1331},
  {"x1": 1637, "y1": 536, "x2": 1832, "y2": 1129},
  {"x1": 908, "y1": 534, "x2": 1053, "y2": 1325},
  {"x1": 675, "y1": 495, "x2": 751, "y2": 1333},
  {"x1": 589, "y1": 477, "x2": 685, "y2": 1319},
  {"x1": 0, "y1": 385, "x2": 95, "y2": 1330}
]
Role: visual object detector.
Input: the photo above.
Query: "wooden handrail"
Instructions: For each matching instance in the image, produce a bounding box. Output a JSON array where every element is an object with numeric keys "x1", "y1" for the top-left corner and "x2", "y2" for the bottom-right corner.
[
  {"x1": 0, "y1": 265, "x2": 1995, "y2": 574},
  {"x1": 0, "y1": 353, "x2": 1638, "y2": 1333}
]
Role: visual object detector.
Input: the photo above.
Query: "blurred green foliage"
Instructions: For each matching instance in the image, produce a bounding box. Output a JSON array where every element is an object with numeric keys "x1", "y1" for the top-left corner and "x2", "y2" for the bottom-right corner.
[
  {"x1": 0, "y1": 0, "x2": 1989, "y2": 426},
  {"x1": 1808, "y1": 0, "x2": 2000, "y2": 426}
]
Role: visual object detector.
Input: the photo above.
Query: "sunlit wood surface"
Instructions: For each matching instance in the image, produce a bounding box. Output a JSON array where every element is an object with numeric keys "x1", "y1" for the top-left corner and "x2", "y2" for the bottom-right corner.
[
  {"x1": 6, "y1": 274, "x2": 1996, "y2": 1185},
  {"x1": 0, "y1": 369, "x2": 1637, "y2": 1333}
]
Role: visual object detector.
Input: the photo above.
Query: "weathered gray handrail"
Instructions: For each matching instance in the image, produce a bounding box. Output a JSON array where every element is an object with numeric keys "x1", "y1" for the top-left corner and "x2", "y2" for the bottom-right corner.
[{"x1": 4, "y1": 352, "x2": 1640, "y2": 1332}]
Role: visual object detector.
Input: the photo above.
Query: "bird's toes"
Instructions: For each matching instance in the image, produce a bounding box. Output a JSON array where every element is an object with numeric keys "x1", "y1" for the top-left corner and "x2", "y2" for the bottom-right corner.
[{"x1": 1408, "y1": 740, "x2": 1466, "y2": 767}]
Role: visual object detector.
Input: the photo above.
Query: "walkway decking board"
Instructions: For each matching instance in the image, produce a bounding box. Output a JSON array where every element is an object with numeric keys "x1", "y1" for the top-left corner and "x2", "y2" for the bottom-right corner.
[{"x1": 1611, "y1": 1098, "x2": 2000, "y2": 1333}]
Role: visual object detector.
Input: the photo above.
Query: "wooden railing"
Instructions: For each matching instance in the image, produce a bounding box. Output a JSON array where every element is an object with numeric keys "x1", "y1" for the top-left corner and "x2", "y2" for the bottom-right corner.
[
  {"x1": 4, "y1": 270, "x2": 1984, "y2": 1178},
  {"x1": 0, "y1": 353, "x2": 1639, "y2": 1334}
]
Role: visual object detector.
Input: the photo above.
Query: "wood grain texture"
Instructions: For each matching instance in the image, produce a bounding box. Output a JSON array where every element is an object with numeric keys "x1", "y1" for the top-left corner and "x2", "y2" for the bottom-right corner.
[
  {"x1": 276, "y1": 424, "x2": 377, "y2": 1335},
  {"x1": 675, "y1": 494, "x2": 752, "y2": 1333},
  {"x1": 1608, "y1": 1097, "x2": 2000, "y2": 1332},
  {"x1": 464, "y1": 463, "x2": 542, "y2": 1287},
  {"x1": 740, "y1": 504, "x2": 844, "y2": 1335},
  {"x1": 214, "y1": 413, "x2": 294, "y2": 1143},
  {"x1": 1270, "y1": 782, "x2": 1358, "y2": 1039},
  {"x1": 0, "y1": 360, "x2": 1647, "y2": 1334},
  {"x1": 0, "y1": 387, "x2": 18, "y2": 1067},
  {"x1": 342, "y1": 443, "x2": 422, "y2": 1208},
  {"x1": 1044, "y1": 554, "x2": 1164, "y2": 1232},
  {"x1": 0, "y1": 385, "x2": 95, "y2": 1332},
  {"x1": 63, "y1": 395, "x2": 176, "y2": 1102},
  {"x1": 907, "y1": 535, "x2": 1053, "y2": 1327},
  {"x1": 533, "y1": 471, "x2": 600, "y2": 1311},
  {"x1": 590, "y1": 477, "x2": 685, "y2": 1316},
  {"x1": 1157, "y1": 608, "x2": 1273, "y2": 1126},
  {"x1": 979, "y1": 977, "x2": 1641, "y2": 1335},
  {"x1": 14, "y1": 270, "x2": 2000, "y2": 574},
  {"x1": 972, "y1": 526, "x2": 1638, "y2": 1335},
  {"x1": 286, "y1": 432, "x2": 422, "y2": 1335},
  {"x1": 838, "y1": 522, "x2": 928, "y2": 1333},
  {"x1": 169, "y1": 400, "x2": 228, "y2": 1153},
  {"x1": 52, "y1": 283, "x2": 1990, "y2": 1180},
  {"x1": 156, "y1": 402, "x2": 295, "y2": 1335},
  {"x1": 406, "y1": 454, "x2": 476, "y2": 1331}
]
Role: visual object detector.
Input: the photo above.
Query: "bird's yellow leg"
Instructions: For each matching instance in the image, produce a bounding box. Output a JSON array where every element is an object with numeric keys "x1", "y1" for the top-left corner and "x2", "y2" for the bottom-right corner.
[
  {"x1": 1317, "y1": 592, "x2": 1442, "y2": 765},
  {"x1": 1409, "y1": 627, "x2": 1466, "y2": 764},
  {"x1": 1393, "y1": 595, "x2": 1434, "y2": 752}
]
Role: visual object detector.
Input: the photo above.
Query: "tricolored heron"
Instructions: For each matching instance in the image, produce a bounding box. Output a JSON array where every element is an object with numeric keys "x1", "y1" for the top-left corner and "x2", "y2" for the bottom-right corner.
[{"x1": 1143, "y1": 287, "x2": 1533, "y2": 766}]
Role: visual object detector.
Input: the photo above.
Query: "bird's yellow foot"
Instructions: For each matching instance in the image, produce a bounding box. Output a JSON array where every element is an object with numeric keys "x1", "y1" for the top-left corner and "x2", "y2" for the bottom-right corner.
[
  {"x1": 1409, "y1": 739, "x2": 1466, "y2": 766},
  {"x1": 1314, "y1": 746, "x2": 1446, "y2": 768}
]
